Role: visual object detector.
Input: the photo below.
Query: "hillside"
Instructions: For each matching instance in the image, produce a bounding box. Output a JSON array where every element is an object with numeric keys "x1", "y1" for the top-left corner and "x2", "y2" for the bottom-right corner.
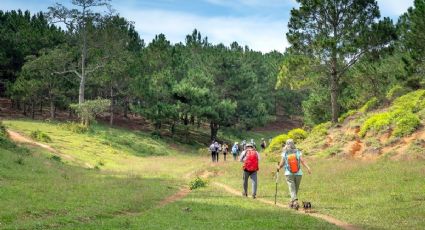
[{"x1": 266, "y1": 90, "x2": 425, "y2": 161}]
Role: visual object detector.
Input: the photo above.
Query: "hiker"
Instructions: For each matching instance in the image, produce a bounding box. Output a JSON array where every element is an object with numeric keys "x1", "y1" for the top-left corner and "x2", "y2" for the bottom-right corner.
[
  {"x1": 240, "y1": 143, "x2": 260, "y2": 199},
  {"x1": 222, "y1": 143, "x2": 229, "y2": 161},
  {"x1": 214, "y1": 141, "x2": 220, "y2": 162},
  {"x1": 250, "y1": 138, "x2": 257, "y2": 149},
  {"x1": 241, "y1": 140, "x2": 247, "y2": 150},
  {"x1": 277, "y1": 139, "x2": 311, "y2": 209},
  {"x1": 260, "y1": 138, "x2": 267, "y2": 151},
  {"x1": 232, "y1": 142, "x2": 239, "y2": 160},
  {"x1": 209, "y1": 141, "x2": 217, "y2": 162}
]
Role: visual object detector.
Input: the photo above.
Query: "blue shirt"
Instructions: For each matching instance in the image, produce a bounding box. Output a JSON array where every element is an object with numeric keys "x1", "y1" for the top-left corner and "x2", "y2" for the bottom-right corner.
[{"x1": 281, "y1": 149, "x2": 303, "y2": 176}]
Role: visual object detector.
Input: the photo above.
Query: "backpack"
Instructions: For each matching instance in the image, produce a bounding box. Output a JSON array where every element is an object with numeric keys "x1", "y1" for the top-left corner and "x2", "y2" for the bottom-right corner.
[
  {"x1": 285, "y1": 150, "x2": 300, "y2": 173},
  {"x1": 209, "y1": 144, "x2": 216, "y2": 152},
  {"x1": 232, "y1": 145, "x2": 238, "y2": 154},
  {"x1": 243, "y1": 149, "x2": 259, "y2": 172}
]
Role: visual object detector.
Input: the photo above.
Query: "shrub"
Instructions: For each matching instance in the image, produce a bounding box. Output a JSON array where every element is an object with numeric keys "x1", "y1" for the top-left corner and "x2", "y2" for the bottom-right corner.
[
  {"x1": 267, "y1": 134, "x2": 289, "y2": 152},
  {"x1": 61, "y1": 122, "x2": 89, "y2": 134},
  {"x1": 51, "y1": 155, "x2": 62, "y2": 162},
  {"x1": 30, "y1": 130, "x2": 52, "y2": 142},
  {"x1": 359, "y1": 97, "x2": 379, "y2": 113},
  {"x1": 392, "y1": 89, "x2": 425, "y2": 112},
  {"x1": 338, "y1": 110, "x2": 357, "y2": 123},
  {"x1": 310, "y1": 122, "x2": 332, "y2": 137},
  {"x1": 287, "y1": 128, "x2": 308, "y2": 143},
  {"x1": 386, "y1": 85, "x2": 410, "y2": 101},
  {"x1": 393, "y1": 113, "x2": 420, "y2": 137},
  {"x1": 359, "y1": 112, "x2": 391, "y2": 137},
  {"x1": 70, "y1": 98, "x2": 111, "y2": 127},
  {"x1": 189, "y1": 177, "x2": 207, "y2": 190},
  {"x1": 0, "y1": 121, "x2": 7, "y2": 138}
]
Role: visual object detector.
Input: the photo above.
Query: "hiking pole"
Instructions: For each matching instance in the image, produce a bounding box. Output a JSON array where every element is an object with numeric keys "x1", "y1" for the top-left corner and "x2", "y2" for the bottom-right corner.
[{"x1": 275, "y1": 162, "x2": 279, "y2": 205}]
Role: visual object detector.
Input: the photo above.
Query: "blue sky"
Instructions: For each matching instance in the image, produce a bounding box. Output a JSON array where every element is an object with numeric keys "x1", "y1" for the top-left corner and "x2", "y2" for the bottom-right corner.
[{"x1": 1, "y1": 0, "x2": 414, "y2": 53}]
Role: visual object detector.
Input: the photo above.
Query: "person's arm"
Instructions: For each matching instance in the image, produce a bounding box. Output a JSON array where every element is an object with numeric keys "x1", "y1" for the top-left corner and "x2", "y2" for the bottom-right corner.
[
  {"x1": 277, "y1": 157, "x2": 285, "y2": 172},
  {"x1": 239, "y1": 151, "x2": 246, "y2": 162},
  {"x1": 300, "y1": 156, "x2": 311, "y2": 174}
]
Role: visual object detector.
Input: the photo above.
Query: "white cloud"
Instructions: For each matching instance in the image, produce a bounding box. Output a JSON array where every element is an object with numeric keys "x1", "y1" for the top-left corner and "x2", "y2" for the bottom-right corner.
[
  {"x1": 118, "y1": 7, "x2": 289, "y2": 53},
  {"x1": 376, "y1": 0, "x2": 413, "y2": 17}
]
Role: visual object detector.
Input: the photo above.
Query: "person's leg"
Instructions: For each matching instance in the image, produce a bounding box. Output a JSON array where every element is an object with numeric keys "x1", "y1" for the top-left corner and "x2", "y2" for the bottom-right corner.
[
  {"x1": 250, "y1": 171, "x2": 257, "y2": 198},
  {"x1": 211, "y1": 152, "x2": 215, "y2": 162},
  {"x1": 224, "y1": 153, "x2": 226, "y2": 161},
  {"x1": 294, "y1": 175, "x2": 302, "y2": 197},
  {"x1": 286, "y1": 175, "x2": 297, "y2": 202},
  {"x1": 242, "y1": 170, "x2": 249, "y2": 196}
]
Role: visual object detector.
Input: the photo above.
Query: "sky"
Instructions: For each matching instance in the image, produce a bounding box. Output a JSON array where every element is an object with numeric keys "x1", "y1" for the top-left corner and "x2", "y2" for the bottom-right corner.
[{"x1": 1, "y1": 0, "x2": 415, "y2": 53}]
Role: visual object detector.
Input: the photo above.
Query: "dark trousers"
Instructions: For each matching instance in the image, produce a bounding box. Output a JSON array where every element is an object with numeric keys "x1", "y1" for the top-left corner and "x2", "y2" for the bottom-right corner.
[{"x1": 211, "y1": 151, "x2": 218, "y2": 162}]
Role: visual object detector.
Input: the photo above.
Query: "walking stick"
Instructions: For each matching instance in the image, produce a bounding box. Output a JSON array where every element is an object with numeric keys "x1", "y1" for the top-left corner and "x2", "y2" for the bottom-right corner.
[{"x1": 275, "y1": 162, "x2": 279, "y2": 205}]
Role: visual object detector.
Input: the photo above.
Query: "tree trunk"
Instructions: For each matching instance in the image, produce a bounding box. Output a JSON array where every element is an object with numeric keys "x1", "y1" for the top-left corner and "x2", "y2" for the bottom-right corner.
[
  {"x1": 210, "y1": 121, "x2": 219, "y2": 141},
  {"x1": 183, "y1": 113, "x2": 189, "y2": 125},
  {"x1": 109, "y1": 85, "x2": 114, "y2": 126},
  {"x1": 330, "y1": 71, "x2": 339, "y2": 123},
  {"x1": 50, "y1": 100, "x2": 55, "y2": 119},
  {"x1": 31, "y1": 101, "x2": 35, "y2": 119},
  {"x1": 123, "y1": 96, "x2": 129, "y2": 118},
  {"x1": 40, "y1": 102, "x2": 43, "y2": 115},
  {"x1": 79, "y1": 4, "x2": 87, "y2": 105}
]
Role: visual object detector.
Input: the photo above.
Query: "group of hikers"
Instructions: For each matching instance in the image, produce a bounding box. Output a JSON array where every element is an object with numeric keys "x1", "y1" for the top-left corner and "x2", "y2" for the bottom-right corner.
[
  {"x1": 209, "y1": 138, "x2": 311, "y2": 209},
  {"x1": 208, "y1": 138, "x2": 268, "y2": 162}
]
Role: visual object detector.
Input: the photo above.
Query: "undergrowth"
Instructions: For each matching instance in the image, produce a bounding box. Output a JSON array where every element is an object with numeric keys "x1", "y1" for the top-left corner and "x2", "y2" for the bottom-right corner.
[
  {"x1": 360, "y1": 90, "x2": 425, "y2": 137},
  {"x1": 30, "y1": 130, "x2": 52, "y2": 142}
]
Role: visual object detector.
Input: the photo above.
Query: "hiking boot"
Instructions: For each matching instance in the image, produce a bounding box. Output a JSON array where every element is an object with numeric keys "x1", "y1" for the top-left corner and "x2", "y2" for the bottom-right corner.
[
  {"x1": 293, "y1": 200, "x2": 300, "y2": 210},
  {"x1": 288, "y1": 201, "x2": 294, "y2": 208},
  {"x1": 242, "y1": 192, "x2": 248, "y2": 197},
  {"x1": 252, "y1": 195, "x2": 256, "y2": 199}
]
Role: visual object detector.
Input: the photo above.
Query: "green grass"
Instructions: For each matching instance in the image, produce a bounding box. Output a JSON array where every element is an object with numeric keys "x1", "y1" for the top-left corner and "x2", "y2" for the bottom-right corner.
[{"x1": 214, "y1": 158, "x2": 425, "y2": 230}]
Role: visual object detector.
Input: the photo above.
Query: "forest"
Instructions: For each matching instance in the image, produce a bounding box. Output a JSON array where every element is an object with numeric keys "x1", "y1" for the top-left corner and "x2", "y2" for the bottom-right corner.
[{"x1": 1, "y1": 0, "x2": 424, "y2": 138}]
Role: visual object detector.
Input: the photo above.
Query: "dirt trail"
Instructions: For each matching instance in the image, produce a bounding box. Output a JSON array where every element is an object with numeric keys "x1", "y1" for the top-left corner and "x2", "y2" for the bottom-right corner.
[
  {"x1": 7, "y1": 130, "x2": 92, "y2": 167},
  {"x1": 213, "y1": 182, "x2": 360, "y2": 230}
]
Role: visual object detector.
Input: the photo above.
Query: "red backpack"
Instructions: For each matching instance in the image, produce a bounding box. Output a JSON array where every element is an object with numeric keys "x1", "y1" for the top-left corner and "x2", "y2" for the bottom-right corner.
[{"x1": 243, "y1": 149, "x2": 259, "y2": 172}]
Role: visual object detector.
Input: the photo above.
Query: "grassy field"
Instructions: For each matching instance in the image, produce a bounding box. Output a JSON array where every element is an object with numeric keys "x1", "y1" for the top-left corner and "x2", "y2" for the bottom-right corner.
[
  {"x1": 1, "y1": 119, "x2": 342, "y2": 229},
  {"x1": 214, "y1": 157, "x2": 425, "y2": 230}
]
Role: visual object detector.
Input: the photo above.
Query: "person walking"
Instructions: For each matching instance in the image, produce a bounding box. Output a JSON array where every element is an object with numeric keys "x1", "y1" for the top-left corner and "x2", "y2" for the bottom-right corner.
[
  {"x1": 222, "y1": 143, "x2": 229, "y2": 161},
  {"x1": 260, "y1": 138, "x2": 267, "y2": 151},
  {"x1": 209, "y1": 141, "x2": 217, "y2": 162},
  {"x1": 240, "y1": 143, "x2": 260, "y2": 199},
  {"x1": 231, "y1": 142, "x2": 239, "y2": 160},
  {"x1": 277, "y1": 139, "x2": 311, "y2": 209}
]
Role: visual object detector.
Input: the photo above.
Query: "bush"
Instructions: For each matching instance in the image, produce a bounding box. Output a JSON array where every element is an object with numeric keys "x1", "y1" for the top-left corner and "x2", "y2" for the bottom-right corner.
[
  {"x1": 338, "y1": 110, "x2": 357, "y2": 123},
  {"x1": 359, "y1": 97, "x2": 379, "y2": 113},
  {"x1": 70, "y1": 98, "x2": 111, "y2": 127},
  {"x1": 359, "y1": 112, "x2": 391, "y2": 137},
  {"x1": 61, "y1": 122, "x2": 89, "y2": 134},
  {"x1": 393, "y1": 113, "x2": 420, "y2": 137},
  {"x1": 189, "y1": 177, "x2": 207, "y2": 190},
  {"x1": 267, "y1": 134, "x2": 289, "y2": 152},
  {"x1": 310, "y1": 122, "x2": 332, "y2": 137},
  {"x1": 386, "y1": 85, "x2": 410, "y2": 101},
  {"x1": 287, "y1": 128, "x2": 308, "y2": 143},
  {"x1": 392, "y1": 89, "x2": 425, "y2": 112},
  {"x1": 30, "y1": 130, "x2": 52, "y2": 142},
  {"x1": 0, "y1": 121, "x2": 7, "y2": 138}
]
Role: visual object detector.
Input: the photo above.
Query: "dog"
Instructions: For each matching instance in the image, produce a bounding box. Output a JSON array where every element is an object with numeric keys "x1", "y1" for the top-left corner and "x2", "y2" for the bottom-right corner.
[{"x1": 302, "y1": 201, "x2": 312, "y2": 213}]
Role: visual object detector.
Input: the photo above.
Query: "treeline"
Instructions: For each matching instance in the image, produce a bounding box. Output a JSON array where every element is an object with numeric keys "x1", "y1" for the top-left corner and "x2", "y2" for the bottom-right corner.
[
  {"x1": 0, "y1": 0, "x2": 303, "y2": 140},
  {"x1": 279, "y1": 0, "x2": 425, "y2": 126}
]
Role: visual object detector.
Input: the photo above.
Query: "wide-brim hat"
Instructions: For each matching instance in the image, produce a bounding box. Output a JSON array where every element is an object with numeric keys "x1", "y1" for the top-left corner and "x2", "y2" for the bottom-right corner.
[{"x1": 246, "y1": 143, "x2": 254, "y2": 148}]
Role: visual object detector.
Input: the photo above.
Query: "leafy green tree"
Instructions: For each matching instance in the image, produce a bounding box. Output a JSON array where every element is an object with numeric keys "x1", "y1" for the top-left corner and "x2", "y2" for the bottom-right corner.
[
  {"x1": 287, "y1": 0, "x2": 396, "y2": 122},
  {"x1": 47, "y1": 0, "x2": 111, "y2": 104}
]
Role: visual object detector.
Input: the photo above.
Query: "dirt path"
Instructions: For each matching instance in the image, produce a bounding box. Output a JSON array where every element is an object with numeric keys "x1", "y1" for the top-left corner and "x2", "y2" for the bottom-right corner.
[
  {"x1": 7, "y1": 130, "x2": 92, "y2": 167},
  {"x1": 213, "y1": 182, "x2": 360, "y2": 230}
]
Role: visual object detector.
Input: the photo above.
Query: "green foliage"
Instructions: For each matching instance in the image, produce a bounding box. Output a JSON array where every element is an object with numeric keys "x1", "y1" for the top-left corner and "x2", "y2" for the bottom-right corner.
[
  {"x1": 359, "y1": 97, "x2": 379, "y2": 113},
  {"x1": 302, "y1": 88, "x2": 331, "y2": 126},
  {"x1": 30, "y1": 130, "x2": 52, "y2": 142},
  {"x1": 287, "y1": 128, "x2": 308, "y2": 143},
  {"x1": 393, "y1": 113, "x2": 421, "y2": 137},
  {"x1": 70, "y1": 99, "x2": 111, "y2": 127},
  {"x1": 189, "y1": 177, "x2": 207, "y2": 190},
  {"x1": 338, "y1": 110, "x2": 357, "y2": 123},
  {"x1": 50, "y1": 155, "x2": 62, "y2": 162},
  {"x1": 360, "y1": 90, "x2": 425, "y2": 137},
  {"x1": 311, "y1": 122, "x2": 332, "y2": 137},
  {"x1": 0, "y1": 121, "x2": 7, "y2": 138},
  {"x1": 386, "y1": 85, "x2": 410, "y2": 101},
  {"x1": 61, "y1": 122, "x2": 89, "y2": 134},
  {"x1": 267, "y1": 134, "x2": 289, "y2": 152}
]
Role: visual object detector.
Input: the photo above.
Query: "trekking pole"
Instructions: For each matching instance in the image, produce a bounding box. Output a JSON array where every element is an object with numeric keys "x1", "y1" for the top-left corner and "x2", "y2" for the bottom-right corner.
[{"x1": 275, "y1": 162, "x2": 279, "y2": 205}]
